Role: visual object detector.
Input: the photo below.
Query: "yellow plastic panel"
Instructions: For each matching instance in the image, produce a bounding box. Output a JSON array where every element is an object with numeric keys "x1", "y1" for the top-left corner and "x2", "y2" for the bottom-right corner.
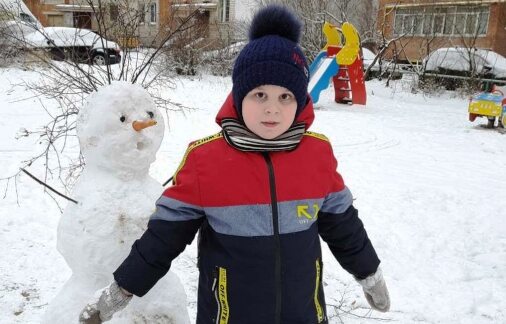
[
  {"x1": 335, "y1": 22, "x2": 360, "y2": 65},
  {"x1": 322, "y1": 22, "x2": 341, "y2": 49},
  {"x1": 468, "y1": 101, "x2": 502, "y2": 117}
]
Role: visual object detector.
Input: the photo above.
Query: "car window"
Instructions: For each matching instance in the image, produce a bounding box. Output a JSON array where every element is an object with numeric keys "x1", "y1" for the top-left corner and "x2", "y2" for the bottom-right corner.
[{"x1": 20, "y1": 12, "x2": 35, "y2": 25}]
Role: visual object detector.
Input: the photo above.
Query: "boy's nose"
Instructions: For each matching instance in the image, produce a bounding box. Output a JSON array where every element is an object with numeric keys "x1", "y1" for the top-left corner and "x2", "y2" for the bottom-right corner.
[{"x1": 264, "y1": 102, "x2": 280, "y2": 114}]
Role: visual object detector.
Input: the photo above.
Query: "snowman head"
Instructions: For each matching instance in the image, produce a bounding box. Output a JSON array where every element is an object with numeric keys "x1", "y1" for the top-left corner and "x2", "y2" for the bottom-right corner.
[{"x1": 77, "y1": 82, "x2": 165, "y2": 175}]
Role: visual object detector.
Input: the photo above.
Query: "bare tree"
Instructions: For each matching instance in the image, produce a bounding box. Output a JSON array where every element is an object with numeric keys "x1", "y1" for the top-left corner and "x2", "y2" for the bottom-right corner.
[
  {"x1": 161, "y1": 5, "x2": 214, "y2": 76},
  {"x1": 255, "y1": 0, "x2": 378, "y2": 59},
  {"x1": 1, "y1": 0, "x2": 205, "y2": 204}
]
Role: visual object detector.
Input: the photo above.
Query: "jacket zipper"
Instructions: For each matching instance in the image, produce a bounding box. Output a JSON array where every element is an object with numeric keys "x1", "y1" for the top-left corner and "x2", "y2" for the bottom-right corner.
[
  {"x1": 315, "y1": 259, "x2": 325, "y2": 323},
  {"x1": 262, "y1": 152, "x2": 282, "y2": 324}
]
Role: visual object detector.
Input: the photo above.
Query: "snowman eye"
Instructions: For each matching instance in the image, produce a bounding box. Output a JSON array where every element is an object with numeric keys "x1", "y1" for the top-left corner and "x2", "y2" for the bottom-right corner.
[
  {"x1": 147, "y1": 111, "x2": 154, "y2": 118},
  {"x1": 120, "y1": 115, "x2": 126, "y2": 122}
]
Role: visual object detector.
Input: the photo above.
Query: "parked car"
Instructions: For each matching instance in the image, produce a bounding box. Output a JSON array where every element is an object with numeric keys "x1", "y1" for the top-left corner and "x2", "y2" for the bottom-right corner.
[
  {"x1": 422, "y1": 47, "x2": 506, "y2": 89},
  {"x1": 24, "y1": 27, "x2": 121, "y2": 65}
]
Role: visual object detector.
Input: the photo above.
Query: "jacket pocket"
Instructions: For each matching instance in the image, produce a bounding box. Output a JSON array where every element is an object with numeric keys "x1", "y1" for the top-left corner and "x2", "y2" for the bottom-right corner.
[
  {"x1": 314, "y1": 259, "x2": 326, "y2": 323},
  {"x1": 212, "y1": 266, "x2": 230, "y2": 324}
]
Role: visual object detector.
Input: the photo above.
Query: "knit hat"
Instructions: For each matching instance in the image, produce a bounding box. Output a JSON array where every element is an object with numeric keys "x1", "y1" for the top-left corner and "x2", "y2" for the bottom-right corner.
[{"x1": 232, "y1": 5, "x2": 310, "y2": 118}]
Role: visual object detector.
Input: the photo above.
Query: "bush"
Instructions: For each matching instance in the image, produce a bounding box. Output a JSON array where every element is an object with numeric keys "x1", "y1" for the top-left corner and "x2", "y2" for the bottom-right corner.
[{"x1": 202, "y1": 41, "x2": 245, "y2": 77}]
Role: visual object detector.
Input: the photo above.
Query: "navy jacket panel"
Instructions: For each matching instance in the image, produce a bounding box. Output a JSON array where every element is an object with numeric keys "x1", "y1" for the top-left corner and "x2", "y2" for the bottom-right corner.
[
  {"x1": 318, "y1": 205, "x2": 380, "y2": 279},
  {"x1": 280, "y1": 224, "x2": 327, "y2": 324},
  {"x1": 196, "y1": 222, "x2": 330, "y2": 324},
  {"x1": 114, "y1": 218, "x2": 203, "y2": 296},
  {"x1": 196, "y1": 221, "x2": 277, "y2": 324}
]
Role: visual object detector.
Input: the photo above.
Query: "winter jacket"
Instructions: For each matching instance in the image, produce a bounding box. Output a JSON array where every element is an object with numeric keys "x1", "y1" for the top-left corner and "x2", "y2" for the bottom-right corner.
[{"x1": 113, "y1": 94, "x2": 380, "y2": 324}]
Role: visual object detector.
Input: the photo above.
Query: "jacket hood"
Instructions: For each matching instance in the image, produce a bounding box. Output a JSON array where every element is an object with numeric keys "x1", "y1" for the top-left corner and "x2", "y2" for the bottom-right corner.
[{"x1": 215, "y1": 93, "x2": 315, "y2": 130}]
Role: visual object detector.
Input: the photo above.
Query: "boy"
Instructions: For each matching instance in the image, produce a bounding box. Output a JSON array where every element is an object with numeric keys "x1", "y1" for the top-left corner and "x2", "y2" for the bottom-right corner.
[{"x1": 80, "y1": 5, "x2": 390, "y2": 324}]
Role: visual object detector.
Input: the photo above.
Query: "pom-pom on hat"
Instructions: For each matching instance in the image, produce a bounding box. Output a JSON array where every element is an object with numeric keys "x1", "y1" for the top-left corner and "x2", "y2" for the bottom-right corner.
[{"x1": 232, "y1": 5, "x2": 309, "y2": 118}]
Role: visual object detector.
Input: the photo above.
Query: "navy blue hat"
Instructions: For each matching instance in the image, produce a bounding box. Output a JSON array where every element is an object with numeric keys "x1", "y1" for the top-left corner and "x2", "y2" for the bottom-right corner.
[{"x1": 232, "y1": 5, "x2": 309, "y2": 118}]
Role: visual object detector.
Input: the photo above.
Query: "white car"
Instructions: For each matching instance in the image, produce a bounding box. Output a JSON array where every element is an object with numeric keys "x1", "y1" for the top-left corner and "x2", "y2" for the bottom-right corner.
[
  {"x1": 24, "y1": 27, "x2": 121, "y2": 65},
  {"x1": 423, "y1": 47, "x2": 506, "y2": 79}
]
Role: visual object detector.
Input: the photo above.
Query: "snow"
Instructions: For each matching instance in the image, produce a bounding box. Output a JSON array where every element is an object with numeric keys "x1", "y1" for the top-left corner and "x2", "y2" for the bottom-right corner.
[
  {"x1": 77, "y1": 82, "x2": 164, "y2": 176},
  {"x1": 40, "y1": 81, "x2": 189, "y2": 323},
  {"x1": 1, "y1": 67, "x2": 506, "y2": 323},
  {"x1": 361, "y1": 48, "x2": 376, "y2": 62}
]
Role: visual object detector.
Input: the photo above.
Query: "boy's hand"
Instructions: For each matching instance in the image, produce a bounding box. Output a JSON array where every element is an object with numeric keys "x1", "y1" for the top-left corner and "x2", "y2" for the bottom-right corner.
[
  {"x1": 79, "y1": 281, "x2": 133, "y2": 323},
  {"x1": 357, "y1": 268, "x2": 390, "y2": 312}
]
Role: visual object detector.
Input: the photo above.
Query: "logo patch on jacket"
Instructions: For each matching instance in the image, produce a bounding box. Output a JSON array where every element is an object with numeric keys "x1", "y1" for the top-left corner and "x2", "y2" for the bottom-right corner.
[{"x1": 296, "y1": 203, "x2": 320, "y2": 224}]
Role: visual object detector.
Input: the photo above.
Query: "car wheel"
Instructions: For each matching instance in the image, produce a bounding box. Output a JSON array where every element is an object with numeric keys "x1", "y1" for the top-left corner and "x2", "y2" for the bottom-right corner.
[
  {"x1": 92, "y1": 54, "x2": 106, "y2": 65},
  {"x1": 486, "y1": 117, "x2": 495, "y2": 128}
]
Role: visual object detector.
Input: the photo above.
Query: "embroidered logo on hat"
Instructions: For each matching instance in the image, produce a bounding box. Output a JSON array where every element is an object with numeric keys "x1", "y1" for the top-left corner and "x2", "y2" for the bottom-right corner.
[
  {"x1": 292, "y1": 52, "x2": 309, "y2": 80},
  {"x1": 293, "y1": 52, "x2": 304, "y2": 67}
]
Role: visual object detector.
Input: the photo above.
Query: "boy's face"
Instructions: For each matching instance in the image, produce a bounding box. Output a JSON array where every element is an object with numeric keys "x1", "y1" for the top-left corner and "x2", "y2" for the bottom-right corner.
[{"x1": 241, "y1": 85, "x2": 297, "y2": 139}]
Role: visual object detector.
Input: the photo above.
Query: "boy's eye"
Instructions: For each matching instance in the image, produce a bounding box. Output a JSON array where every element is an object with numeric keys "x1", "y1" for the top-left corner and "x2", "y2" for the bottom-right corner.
[
  {"x1": 254, "y1": 92, "x2": 266, "y2": 99},
  {"x1": 280, "y1": 93, "x2": 294, "y2": 101},
  {"x1": 147, "y1": 111, "x2": 154, "y2": 118}
]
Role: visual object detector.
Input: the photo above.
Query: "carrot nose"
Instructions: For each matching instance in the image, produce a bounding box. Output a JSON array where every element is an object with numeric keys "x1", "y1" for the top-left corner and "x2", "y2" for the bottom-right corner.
[{"x1": 132, "y1": 119, "x2": 157, "y2": 131}]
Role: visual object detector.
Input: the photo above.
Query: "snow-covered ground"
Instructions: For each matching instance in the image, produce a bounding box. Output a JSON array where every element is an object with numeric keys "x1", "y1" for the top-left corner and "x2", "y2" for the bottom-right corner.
[{"x1": 1, "y1": 68, "x2": 505, "y2": 323}]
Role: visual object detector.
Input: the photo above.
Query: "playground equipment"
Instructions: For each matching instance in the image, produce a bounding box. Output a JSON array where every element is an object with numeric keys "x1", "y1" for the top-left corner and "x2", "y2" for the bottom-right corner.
[
  {"x1": 309, "y1": 22, "x2": 366, "y2": 105},
  {"x1": 468, "y1": 85, "x2": 506, "y2": 128}
]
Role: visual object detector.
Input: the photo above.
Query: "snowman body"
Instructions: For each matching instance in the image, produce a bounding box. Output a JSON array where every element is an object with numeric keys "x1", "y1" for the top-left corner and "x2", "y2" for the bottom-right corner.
[{"x1": 43, "y1": 82, "x2": 190, "y2": 323}]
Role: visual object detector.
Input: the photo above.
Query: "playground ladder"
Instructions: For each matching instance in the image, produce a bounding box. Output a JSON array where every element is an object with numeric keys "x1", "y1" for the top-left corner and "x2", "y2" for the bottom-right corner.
[{"x1": 327, "y1": 47, "x2": 367, "y2": 105}]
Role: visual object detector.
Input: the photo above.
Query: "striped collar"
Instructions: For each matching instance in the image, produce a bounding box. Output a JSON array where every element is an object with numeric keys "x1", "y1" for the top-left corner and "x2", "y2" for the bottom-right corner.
[{"x1": 221, "y1": 118, "x2": 305, "y2": 152}]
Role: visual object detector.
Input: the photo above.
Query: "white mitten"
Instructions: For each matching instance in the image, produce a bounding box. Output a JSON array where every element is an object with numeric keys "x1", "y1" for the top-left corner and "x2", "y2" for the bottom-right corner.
[
  {"x1": 357, "y1": 267, "x2": 390, "y2": 312},
  {"x1": 79, "y1": 281, "x2": 133, "y2": 323}
]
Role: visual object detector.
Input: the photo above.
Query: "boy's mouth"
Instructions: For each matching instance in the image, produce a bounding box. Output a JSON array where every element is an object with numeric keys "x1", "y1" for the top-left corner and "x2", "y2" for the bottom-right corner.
[{"x1": 261, "y1": 121, "x2": 279, "y2": 127}]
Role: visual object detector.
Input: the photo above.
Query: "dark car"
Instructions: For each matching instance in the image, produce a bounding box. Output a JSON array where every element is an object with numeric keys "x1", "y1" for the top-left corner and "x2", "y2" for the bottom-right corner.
[{"x1": 24, "y1": 27, "x2": 121, "y2": 65}]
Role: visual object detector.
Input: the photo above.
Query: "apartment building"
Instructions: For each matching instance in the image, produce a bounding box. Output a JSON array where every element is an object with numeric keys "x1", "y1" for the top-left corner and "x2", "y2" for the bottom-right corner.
[
  {"x1": 23, "y1": 0, "x2": 256, "y2": 46},
  {"x1": 377, "y1": 0, "x2": 506, "y2": 62}
]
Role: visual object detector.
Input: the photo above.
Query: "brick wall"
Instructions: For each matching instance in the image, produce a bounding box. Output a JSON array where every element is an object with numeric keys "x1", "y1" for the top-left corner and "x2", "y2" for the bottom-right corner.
[
  {"x1": 23, "y1": 0, "x2": 61, "y2": 27},
  {"x1": 490, "y1": 3, "x2": 506, "y2": 56}
]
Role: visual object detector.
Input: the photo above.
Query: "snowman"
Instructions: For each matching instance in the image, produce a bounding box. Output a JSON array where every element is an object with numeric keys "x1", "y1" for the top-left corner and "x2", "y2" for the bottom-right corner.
[{"x1": 43, "y1": 82, "x2": 190, "y2": 323}]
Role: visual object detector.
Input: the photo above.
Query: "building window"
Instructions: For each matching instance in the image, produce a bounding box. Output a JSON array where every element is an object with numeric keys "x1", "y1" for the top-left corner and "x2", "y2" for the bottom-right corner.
[
  {"x1": 150, "y1": 2, "x2": 157, "y2": 24},
  {"x1": 139, "y1": 3, "x2": 145, "y2": 24},
  {"x1": 219, "y1": 0, "x2": 230, "y2": 22},
  {"x1": 46, "y1": 14, "x2": 64, "y2": 27},
  {"x1": 109, "y1": 4, "x2": 119, "y2": 21},
  {"x1": 393, "y1": 5, "x2": 489, "y2": 37}
]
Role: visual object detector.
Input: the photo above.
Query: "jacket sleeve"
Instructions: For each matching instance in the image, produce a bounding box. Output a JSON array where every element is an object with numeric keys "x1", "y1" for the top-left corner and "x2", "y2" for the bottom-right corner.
[
  {"x1": 317, "y1": 148, "x2": 380, "y2": 280},
  {"x1": 113, "y1": 147, "x2": 205, "y2": 297}
]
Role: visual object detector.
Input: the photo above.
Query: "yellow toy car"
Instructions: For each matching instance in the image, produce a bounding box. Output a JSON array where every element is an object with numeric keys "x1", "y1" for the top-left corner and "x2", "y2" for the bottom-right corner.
[{"x1": 468, "y1": 85, "x2": 506, "y2": 128}]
